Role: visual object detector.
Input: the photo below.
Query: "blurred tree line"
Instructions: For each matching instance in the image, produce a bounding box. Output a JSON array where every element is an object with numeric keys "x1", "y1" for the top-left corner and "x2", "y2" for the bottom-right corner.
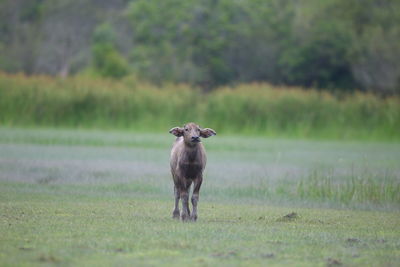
[{"x1": 1, "y1": 0, "x2": 399, "y2": 93}]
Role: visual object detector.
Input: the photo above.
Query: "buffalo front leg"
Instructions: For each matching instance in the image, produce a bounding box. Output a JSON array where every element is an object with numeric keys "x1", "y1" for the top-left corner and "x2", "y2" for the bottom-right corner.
[
  {"x1": 180, "y1": 180, "x2": 192, "y2": 221},
  {"x1": 191, "y1": 176, "x2": 203, "y2": 221},
  {"x1": 172, "y1": 186, "x2": 180, "y2": 219}
]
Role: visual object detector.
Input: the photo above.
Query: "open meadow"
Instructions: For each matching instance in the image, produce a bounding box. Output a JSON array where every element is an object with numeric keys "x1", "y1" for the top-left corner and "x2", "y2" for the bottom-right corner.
[
  {"x1": 1, "y1": 1, "x2": 400, "y2": 266},
  {"x1": 0, "y1": 128, "x2": 399, "y2": 266}
]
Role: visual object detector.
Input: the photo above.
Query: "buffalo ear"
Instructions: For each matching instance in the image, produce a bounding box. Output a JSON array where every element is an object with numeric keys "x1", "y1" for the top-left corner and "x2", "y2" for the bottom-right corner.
[
  {"x1": 169, "y1": 127, "x2": 184, "y2": 137},
  {"x1": 200, "y1": 128, "x2": 217, "y2": 138}
]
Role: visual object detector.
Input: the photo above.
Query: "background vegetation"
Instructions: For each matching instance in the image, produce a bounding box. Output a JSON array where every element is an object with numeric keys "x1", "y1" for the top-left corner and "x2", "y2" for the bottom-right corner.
[
  {"x1": 1, "y1": 0, "x2": 399, "y2": 93},
  {"x1": 1, "y1": 73, "x2": 399, "y2": 140}
]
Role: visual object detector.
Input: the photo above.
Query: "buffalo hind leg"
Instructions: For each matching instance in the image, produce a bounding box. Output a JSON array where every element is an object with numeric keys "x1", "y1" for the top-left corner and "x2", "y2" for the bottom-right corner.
[
  {"x1": 191, "y1": 176, "x2": 203, "y2": 221},
  {"x1": 172, "y1": 186, "x2": 180, "y2": 219}
]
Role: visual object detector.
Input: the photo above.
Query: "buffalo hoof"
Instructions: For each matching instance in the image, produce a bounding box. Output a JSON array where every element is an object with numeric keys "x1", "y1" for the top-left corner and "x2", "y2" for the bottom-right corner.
[
  {"x1": 172, "y1": 210, "x2": 180, "y2": 219},
  {"x1": 181, "y1": 214, "x2": 190, "y2": 222}
]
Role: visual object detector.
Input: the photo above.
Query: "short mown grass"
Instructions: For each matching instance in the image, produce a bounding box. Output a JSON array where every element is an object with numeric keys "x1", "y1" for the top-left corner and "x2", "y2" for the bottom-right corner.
[
  {"x1": 0, "y1": 128, "x2": 399, "y2": 265},
  {"x1": 0, "y1": 127, "x2": 399, "y2": 210},
  {"x1": 1, "y1": 182, "x2": 399, "y2": 266}
]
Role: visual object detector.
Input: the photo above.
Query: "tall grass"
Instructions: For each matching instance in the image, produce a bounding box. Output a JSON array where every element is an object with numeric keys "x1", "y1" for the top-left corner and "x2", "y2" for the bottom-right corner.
[
  {"x1": 205, "y1": 171, "x2": 400, "y2": 209},
  {"x1": 297, "y1": 171, "x2": 400, "y2": 207},
  {"x1": 0, "y1": 72, "x2": 399, "y2": 140}
]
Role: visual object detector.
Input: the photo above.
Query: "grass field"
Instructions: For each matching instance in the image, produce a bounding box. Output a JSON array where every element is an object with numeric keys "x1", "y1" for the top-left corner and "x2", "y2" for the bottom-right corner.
[{"x1": 0, "y1": 128, "x2": 399, "y2": 266}]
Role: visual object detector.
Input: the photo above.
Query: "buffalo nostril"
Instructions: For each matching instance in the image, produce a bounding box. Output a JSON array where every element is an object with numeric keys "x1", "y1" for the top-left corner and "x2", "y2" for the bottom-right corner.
[{"x1": 192, "y1": 136, "x2": 200, "y2": 141}]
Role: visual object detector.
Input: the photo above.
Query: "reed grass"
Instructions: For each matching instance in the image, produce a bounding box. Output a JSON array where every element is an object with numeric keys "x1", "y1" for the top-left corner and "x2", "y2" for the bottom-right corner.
[
  {"x1": 0, "y1": 72, "x2": 399, "y2": 140},
  {"x1": 297, "y1": 171, "x2": 400, "y2": 206}
]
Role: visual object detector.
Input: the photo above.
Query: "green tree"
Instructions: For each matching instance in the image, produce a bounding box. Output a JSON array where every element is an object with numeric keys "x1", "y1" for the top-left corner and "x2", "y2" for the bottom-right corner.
[
  {"x1": 91, "y1": 23, "x2": 129, "y2": 79},
  {"x1": 280, "y1": 21, "x2": 355, "y2": 90}
]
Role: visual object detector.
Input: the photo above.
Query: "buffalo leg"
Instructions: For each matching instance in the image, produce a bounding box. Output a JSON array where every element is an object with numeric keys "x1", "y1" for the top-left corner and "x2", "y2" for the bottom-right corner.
[
  {"x1": 172, "y1": 185, "x2": 180, "y2": 219},
  {"x1": 180, "y1": 180, "x2": 192, "y2": 221},
  {"x1": 191, "y1": 176, "x2": 203, "y2": 221}
]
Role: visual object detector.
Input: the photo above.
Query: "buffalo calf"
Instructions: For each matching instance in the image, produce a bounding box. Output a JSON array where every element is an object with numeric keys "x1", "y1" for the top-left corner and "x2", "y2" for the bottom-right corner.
[{"x1": 169, "y1": 122, "x2": 216, "y2": 221}]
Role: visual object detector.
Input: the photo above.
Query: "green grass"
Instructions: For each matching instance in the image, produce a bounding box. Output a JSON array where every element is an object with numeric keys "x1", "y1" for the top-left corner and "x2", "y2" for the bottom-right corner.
[
  {"x1": 1, "y1": 73, "x2": 399, "y2": 140},
  {"x1": 297, "y1": 171, "x2": 400, "y2": 206},
  {"x1": 0, "y1": 127, "x2": 399, "y2": 209},
  {"x1": 1, "y1": 183, "x2": 399, "y2": 266},
  {"x1": 0, "y1": 128, "x2": 399, "y2": 266}
]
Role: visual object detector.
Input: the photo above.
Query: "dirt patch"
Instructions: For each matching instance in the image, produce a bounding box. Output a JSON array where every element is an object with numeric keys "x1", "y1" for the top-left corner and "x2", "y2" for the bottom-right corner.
[
  {"x1": 346, "y1": 238, "x2": 360, "y2": 243},
  {"x1": 38, "y1": 254, "x2": 59, "y2": 263},
  {"x1": 19, "y1": 247, "x2": 33, "y2": 251},
  {"x1": 277, "y1": 212, "x2": 298, "y2": 222},
  {"x1": 212, "y1": 251, "x2": 237, "y2": 258},
  {"x1": 260, "y1": 253, "x2": 275, "y2": 258},
  {"x1": 326, "y1": 257, "x2": 342, "y2": 266},
  {"x1": 37, "y1": 175, "x2": 58, "y2": 184}
]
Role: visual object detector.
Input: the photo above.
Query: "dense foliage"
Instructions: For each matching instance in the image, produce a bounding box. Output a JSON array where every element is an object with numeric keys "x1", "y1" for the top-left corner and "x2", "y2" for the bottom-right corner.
[
  {"x1": 1, "y1": 0, "x2": 399, "y2": 93},
  {"x1": 1, "y1": 73, "x2": 399, "y2": 140}
]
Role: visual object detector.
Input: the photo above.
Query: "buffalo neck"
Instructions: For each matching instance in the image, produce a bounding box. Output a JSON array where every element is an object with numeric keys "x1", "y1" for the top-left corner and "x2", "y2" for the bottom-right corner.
[{"x1": 182, "y1": 142, "x2": 201, "y2": 162}]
